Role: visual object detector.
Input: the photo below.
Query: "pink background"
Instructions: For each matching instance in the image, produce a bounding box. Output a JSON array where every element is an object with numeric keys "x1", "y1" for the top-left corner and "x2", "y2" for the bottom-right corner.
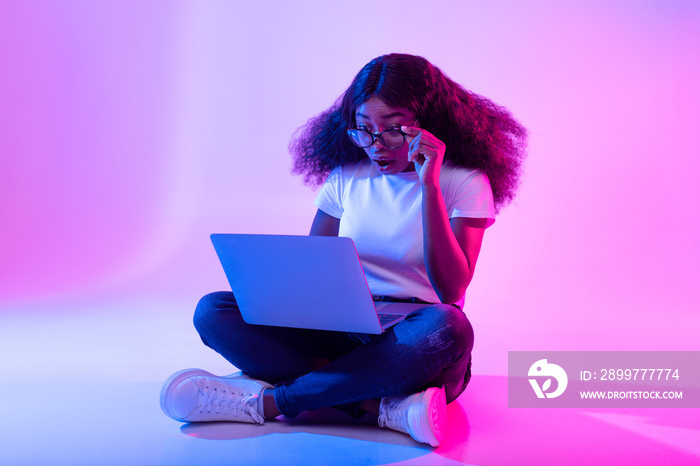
[{"x1": 2, "y1": 1, "x2": 698, "y2": 374}]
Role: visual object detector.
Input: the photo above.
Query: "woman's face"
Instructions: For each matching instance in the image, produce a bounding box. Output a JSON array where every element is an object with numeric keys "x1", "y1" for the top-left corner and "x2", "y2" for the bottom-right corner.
[{"x1": 354, "y1": 96, "x2": 418, "y2": 175}]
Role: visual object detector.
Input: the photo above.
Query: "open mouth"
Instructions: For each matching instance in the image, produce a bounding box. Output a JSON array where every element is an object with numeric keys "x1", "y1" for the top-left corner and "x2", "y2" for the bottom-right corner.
[{"x1": 375, "y1": 159, "x2": 391, "y2": 168}]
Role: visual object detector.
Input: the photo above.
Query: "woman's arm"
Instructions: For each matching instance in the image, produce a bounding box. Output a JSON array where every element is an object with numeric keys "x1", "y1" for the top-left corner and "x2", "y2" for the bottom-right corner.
[
  {"x1": 309, "y1": 209, "x2": 340, "y2": 236},
  {"x1": 423, "y1": 185, "x2": 487, "y2": 303},
  {"x1": 402, "y1": 125, "x2": 488, "y2": 303}
]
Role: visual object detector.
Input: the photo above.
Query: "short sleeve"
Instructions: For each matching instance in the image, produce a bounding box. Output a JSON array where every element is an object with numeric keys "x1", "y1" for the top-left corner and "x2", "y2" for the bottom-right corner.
[
  {"x1": 442, "y1": 166, "x2": 496, "y2": 228},
  {"x1": 313, "y1": 166, "x2": 344, "y2": 219}
]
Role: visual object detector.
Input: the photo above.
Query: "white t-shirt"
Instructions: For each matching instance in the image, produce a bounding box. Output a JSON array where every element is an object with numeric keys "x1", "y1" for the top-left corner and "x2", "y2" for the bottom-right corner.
[{"x1": 314, "y1": 159, "x2": 495, "y2": 307}]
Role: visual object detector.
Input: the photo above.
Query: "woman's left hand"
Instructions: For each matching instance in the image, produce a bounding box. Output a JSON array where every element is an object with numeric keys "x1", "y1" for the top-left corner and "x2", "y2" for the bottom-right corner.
[{"x1": 402, "y1": 125, "x2": 446, "y2": 187}]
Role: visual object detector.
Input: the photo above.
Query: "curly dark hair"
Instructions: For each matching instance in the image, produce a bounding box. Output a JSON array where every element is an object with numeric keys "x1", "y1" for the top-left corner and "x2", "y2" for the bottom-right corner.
[{"x1": 290, "y1": 53, "x2": 527, "y2": 213}]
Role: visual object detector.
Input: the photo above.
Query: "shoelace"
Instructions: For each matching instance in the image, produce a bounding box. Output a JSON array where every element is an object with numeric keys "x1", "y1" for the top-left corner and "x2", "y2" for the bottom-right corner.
[
  {"x1": 196, "y1": 377, "x2": 265, "y2": 424},
  {"x1": 379, "y1": 398, "x2": 409, "y2": 431}
]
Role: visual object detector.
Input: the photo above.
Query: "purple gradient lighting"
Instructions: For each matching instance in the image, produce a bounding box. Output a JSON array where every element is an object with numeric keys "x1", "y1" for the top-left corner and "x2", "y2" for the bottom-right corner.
[{"x1": 1, "y1": 1, "x2": 699, "y2": 464}]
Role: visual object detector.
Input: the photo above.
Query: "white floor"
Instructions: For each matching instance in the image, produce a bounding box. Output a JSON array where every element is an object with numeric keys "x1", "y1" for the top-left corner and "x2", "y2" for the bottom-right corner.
[{"x1": 2, "y1": 296, "x2": 699, "y2": 465}]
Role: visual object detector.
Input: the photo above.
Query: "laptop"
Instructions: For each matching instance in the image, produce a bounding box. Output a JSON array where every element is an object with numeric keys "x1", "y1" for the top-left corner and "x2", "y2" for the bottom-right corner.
[{"x1": 210, "y1": 234, "x2": 430, "y2": 334}]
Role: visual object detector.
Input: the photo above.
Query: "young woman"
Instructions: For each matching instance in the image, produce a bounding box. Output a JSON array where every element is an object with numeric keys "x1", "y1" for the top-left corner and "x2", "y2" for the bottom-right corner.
[{"x1": 160, "y1": 53, "x2": 526, "y2": 447}]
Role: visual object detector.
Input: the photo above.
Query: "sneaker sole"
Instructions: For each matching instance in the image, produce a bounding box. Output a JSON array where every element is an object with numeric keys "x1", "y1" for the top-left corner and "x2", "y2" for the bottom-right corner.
[{"x1": 409, "y1": 386, "x2": 446, "y2": 447}]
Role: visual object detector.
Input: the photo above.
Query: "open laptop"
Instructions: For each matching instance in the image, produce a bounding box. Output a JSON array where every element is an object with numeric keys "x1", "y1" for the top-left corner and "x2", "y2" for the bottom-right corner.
[{"x1": 210, "y1": 234, "x2": 429, "y2": 334}]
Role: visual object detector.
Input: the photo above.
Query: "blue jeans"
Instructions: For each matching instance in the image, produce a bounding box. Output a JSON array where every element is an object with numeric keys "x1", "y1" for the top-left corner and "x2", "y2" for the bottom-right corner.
[{"x1": 193, "y1": 291, "x2": 474, "y2": 418}]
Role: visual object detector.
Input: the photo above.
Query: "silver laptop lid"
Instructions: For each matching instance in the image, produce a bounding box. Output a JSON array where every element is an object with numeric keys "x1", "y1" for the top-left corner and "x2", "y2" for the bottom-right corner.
[{"x1": 210, "y1": 234, "x2": 386, "y2": 333}]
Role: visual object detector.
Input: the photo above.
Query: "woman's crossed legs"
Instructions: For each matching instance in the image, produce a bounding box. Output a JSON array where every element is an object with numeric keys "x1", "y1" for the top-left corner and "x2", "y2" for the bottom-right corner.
[{"x1": 192, "y1": 291, "x2": 474, "y2": 419}]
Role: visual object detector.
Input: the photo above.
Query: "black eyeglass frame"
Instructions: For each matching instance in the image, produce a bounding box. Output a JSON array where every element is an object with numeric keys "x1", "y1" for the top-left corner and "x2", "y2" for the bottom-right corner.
[{"x1": 346, "y1": 118, "x2": 420, "y2": 149}]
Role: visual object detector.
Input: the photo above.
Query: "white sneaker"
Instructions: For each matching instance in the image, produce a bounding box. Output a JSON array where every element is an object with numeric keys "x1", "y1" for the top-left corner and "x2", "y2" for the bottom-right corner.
[
  {"x1": 378, "y1": 386, "x2": 446, "y2": 447},
  {"x1": 160, "y1": 369, "x2": 273, "y2": 424}
]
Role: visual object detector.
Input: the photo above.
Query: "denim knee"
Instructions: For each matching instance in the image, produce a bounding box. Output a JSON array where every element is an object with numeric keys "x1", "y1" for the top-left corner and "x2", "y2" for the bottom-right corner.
[
  {"x1": 193, "y1": 291, "x2": 237, "y2": 347},
  {"x1": 433, "y1": 304, "x2": 473, "y2": 347},
  {"x1": 400, "y1": 304, "x2": 474, "y2": 359}
]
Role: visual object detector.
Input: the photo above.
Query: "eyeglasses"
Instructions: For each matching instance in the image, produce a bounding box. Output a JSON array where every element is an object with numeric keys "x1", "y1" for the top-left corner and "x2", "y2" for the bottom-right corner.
[{"x1": 347, "y1": 119, "x2": 419, "y2": 149}]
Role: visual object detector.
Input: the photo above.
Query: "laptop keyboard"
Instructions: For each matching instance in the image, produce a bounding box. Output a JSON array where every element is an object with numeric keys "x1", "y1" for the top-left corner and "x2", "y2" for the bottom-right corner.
[{"x1": 378, "y1": 313, "x2": 405, "y2": 328}]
